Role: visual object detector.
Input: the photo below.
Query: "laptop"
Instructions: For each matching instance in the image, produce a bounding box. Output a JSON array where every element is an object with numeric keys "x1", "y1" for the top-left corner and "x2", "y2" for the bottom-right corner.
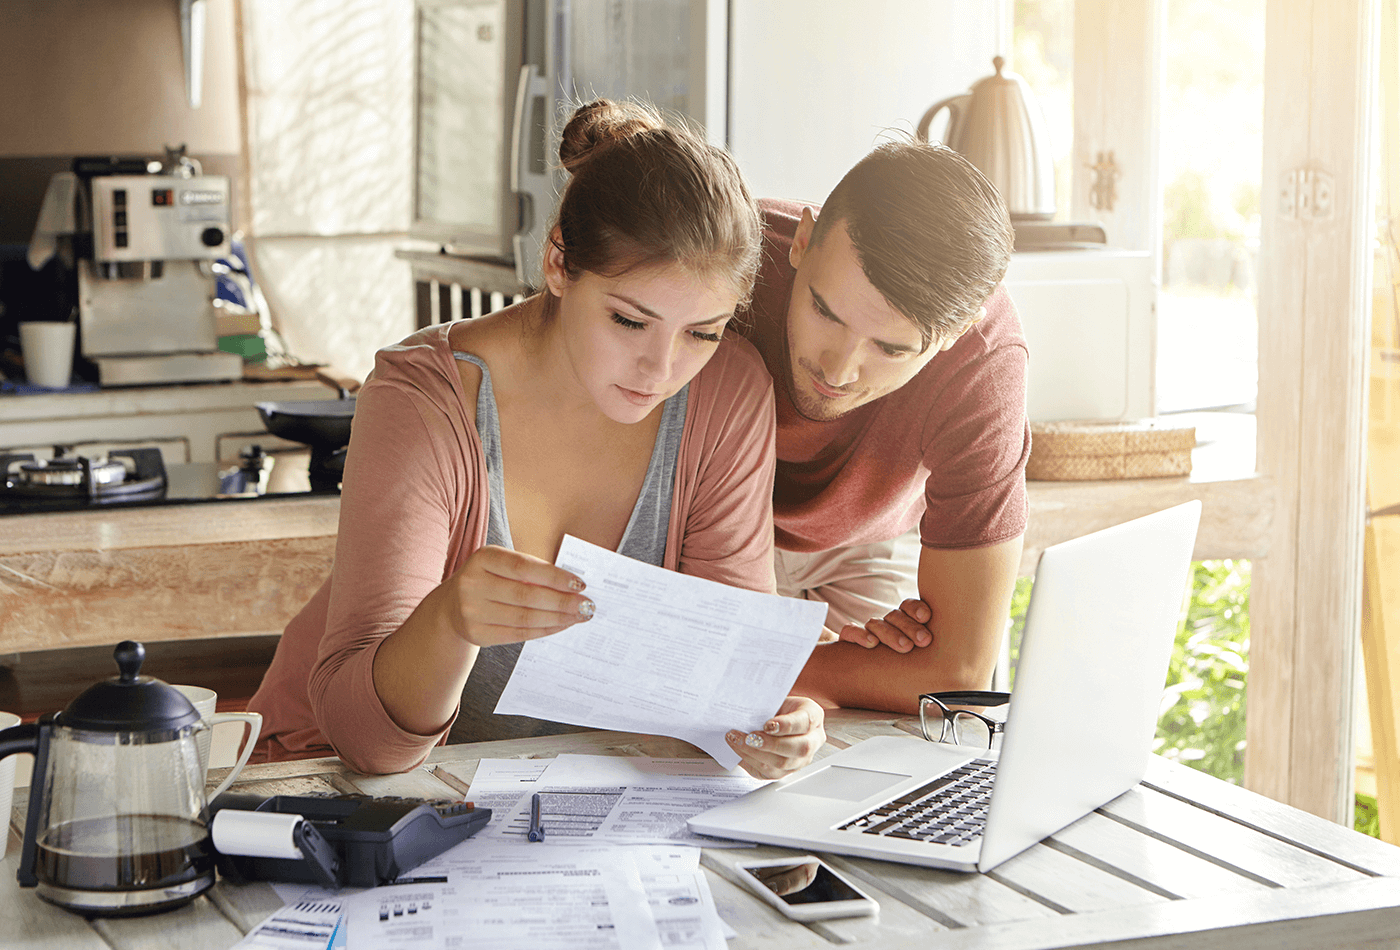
[{"x1": 688, "y1": 501, "x2": 1202, "y2": 872}]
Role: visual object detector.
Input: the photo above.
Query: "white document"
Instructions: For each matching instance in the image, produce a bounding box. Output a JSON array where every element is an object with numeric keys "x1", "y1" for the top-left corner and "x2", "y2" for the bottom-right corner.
[
  {"x1": 427, "y1": 842, "x2": 723, "y2": 950},
  {"x1": 345, "y1": 842, "x2": 679, "y2": 950},
  {"x1": 232, "y1": 893, "x2": 343, "y2": 950},
  {"x1": 484, "y1": 754, "x2": 765, "y2": 846},
  {"x1": 496, "y1": 535, "x2": 827, "y2": 768},
  {"x1": 453, "y1": 757, "x2": 551, "y2": 834}
]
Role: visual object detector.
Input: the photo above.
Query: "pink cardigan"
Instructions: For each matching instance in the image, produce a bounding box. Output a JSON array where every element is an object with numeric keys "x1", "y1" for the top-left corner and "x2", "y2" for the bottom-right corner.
[{"x1": 248, "y1": 323, "x2": 777, "y2": 773}]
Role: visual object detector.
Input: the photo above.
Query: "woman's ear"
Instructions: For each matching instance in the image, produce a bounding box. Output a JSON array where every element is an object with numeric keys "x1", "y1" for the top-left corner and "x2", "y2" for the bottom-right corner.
[{"x1": 542, "y1": 227, "x2": 570, "y2": 297}]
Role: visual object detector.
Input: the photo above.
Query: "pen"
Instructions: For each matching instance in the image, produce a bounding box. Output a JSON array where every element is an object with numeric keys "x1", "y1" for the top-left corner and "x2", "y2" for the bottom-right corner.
[{"x1": 527, "y1": 792, "x2": 546, "y2": 842}]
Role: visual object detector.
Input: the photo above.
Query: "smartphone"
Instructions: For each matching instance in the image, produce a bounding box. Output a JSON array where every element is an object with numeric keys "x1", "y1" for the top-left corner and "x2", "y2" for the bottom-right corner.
[{"x1": 733, "y1": 856, "x2": 879, "y2": 921}]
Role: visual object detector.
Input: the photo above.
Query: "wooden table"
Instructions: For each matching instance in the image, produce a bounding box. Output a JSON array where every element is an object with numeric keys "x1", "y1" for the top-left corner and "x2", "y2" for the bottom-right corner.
[{"x1": 6, "y1": 709, "x2": 1400, "y2": 949}]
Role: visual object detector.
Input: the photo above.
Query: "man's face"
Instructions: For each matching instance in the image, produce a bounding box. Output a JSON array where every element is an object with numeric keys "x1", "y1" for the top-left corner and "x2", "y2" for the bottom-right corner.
[{"x1": 782, "y1": 209, "x2": 971, "y2": 422}]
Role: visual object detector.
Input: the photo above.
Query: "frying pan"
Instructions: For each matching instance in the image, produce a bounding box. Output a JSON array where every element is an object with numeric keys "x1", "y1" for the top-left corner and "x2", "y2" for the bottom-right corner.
[{"x1": 255, "y1": 397, "x2": 356, "y2": 451}]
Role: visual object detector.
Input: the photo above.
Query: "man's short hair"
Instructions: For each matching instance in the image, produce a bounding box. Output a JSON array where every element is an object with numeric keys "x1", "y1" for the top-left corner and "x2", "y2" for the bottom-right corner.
[{"x1": 812, "y1": 140, "x2": 1014, "y2": 350}]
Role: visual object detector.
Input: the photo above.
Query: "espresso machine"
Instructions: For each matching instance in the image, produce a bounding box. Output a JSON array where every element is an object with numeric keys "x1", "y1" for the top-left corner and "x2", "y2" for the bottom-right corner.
[{"x1": 40, "y1": 155, "x2": 244, "y2": 386}]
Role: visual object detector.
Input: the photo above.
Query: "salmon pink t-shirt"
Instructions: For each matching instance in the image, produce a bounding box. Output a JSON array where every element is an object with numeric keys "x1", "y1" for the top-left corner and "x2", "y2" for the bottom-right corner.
[{"x1": 741, "y1": 198, "x2": 1031, "y2": 554}]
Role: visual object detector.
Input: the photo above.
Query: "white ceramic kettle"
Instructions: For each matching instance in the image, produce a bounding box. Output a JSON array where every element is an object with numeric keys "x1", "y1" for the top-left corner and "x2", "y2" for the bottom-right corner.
[{"x1": 917, "y1": 56, "x2": 1057, "y2": 221}]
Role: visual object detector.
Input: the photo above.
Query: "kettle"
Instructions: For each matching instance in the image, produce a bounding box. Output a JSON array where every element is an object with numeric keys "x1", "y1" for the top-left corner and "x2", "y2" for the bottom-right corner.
[
  {"x1": 0, "y1": 641, "x2": 261, "y2": 916},
  {"x1": 917, "y1": 56, "x2": 1057, "y2": 221}
]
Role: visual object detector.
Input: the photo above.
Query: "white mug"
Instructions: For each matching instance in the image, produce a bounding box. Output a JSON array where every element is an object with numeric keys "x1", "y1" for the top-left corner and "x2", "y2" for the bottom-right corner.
[
  {"x1": 18, "y1": 321, "x2": 75, "y2": 388},
  {"x1": 171, "y1": 685, "x2": 261, "y2": 801}
]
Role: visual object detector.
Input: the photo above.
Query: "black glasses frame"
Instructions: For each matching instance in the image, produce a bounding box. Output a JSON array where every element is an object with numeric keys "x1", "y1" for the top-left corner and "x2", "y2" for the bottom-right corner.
[{"x1": 918, "y1": 690, "x2": 1011, "y2": 747}]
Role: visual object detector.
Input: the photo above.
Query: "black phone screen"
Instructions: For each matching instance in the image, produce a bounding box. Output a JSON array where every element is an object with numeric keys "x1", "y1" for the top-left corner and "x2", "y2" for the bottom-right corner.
[{"x1": 740, "y1": 861, "x2": 863, "y2": 905}]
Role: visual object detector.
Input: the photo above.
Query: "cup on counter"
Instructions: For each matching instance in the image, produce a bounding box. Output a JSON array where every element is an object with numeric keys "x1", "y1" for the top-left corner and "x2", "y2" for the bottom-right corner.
[
  {"x1": 18, "y1": 321, "x2": 76, "y2": 388},
  {"x1": 0, "y1": 710, "x2": 21, "y2": 857},
  {"x1": 170, "y1": 685, "x2": 261, "y2": 789}
]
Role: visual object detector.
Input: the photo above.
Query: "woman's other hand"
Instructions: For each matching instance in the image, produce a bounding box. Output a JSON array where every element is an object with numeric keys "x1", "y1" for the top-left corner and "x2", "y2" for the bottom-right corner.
[
  {"x1": 837, "y1": 598, "x2": 934, "y2": 653},
  {"x1": 443, "y1": 545, "x2": 595, "y2": 647},
  {"x1": 728, "y1": 695, "x2": 825, "y2": 779}
]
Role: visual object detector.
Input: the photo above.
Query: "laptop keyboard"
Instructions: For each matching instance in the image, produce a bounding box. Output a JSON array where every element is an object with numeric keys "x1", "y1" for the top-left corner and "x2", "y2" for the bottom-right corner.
[{"x1": 837, "y1": 759, "x2": 997, "y2": 848}]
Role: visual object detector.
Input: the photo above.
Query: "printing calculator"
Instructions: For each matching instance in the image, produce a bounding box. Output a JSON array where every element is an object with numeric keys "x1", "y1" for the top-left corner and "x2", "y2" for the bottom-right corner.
[{"x1": 209, "y1": 793, "x2": 492, "y2": 889}]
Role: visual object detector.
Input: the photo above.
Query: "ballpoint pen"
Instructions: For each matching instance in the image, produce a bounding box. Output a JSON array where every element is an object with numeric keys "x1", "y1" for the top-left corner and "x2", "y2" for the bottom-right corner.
[{"x1": 527, "y1": 792, "x2": 546, "y2": 842}]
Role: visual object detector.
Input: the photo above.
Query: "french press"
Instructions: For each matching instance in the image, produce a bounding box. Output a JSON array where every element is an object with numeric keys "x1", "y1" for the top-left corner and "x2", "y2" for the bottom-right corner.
[{"x1": 0, "y1": 640, "x2": 258, "y2": 916}]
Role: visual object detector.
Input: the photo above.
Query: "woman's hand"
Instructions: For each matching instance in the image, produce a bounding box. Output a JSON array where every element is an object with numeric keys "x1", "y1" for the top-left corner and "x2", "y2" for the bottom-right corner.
[
  {"x1": 442, "y1": 545, "x2": 595, "y2": 647},
  {"x1": 838, "y1": 598, "x2": 934, "y2": 653},
  {"x1": 728, "y1": 695, "x2": 825, "y2": 779}
]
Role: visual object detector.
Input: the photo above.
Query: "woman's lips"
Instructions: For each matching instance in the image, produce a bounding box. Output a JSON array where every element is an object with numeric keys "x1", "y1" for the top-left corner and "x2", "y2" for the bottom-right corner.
[{"x1": 617, "y1": 385, "x2": 663, "y2": 406}]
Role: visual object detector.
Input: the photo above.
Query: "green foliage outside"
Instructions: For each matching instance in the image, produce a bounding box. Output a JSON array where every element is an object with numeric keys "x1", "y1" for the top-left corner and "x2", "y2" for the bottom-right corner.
[{"x1": 1155, "y1": 560, "x2": 1250, "y2": 781}]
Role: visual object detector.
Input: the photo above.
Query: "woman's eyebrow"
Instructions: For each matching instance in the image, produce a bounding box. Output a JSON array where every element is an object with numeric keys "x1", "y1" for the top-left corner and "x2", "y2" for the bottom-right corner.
[{"x1": 609, "y1": 293, "x2": 732, "y2": 327}]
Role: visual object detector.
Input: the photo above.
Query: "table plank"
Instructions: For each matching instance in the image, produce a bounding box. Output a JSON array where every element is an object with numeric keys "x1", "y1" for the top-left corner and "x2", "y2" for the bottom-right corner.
[
  {"x1": 1143, "y1": 755, "x2": 1400, "y2": 876},
  {"x1": 1101, "y1": 783, "x2": 1370, "y2": 887},
  {"x1": 1048, "y1": 810, "x2": 1271, "y2": 900},
  {"x1": 865, "y1": 876, "x2": 1400, "y2": 950},
  {"x1": 987, "y1": 840, "x2": 1171, "y2": 914},
  {"x1": 0, "y1": 849, "x2": 112, "y2": 950},
  {"x1": 823, "y1": 850, "x2": 1059, "y2": 929},
  {"x1": 206, "y1": 879, "x2": 286, "y2": 935},
  {"x1": 92, "y1": 898, "x2": 246, "y2": 950},
  {"x1": 342, "y1": 766, "x2": 461, "y2": 800}
]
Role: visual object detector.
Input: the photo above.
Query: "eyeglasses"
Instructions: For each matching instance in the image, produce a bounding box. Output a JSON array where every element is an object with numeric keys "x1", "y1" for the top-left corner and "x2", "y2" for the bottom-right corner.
[{"x1": 918, "y1": 691, "x2": 1010, "y2": 748}]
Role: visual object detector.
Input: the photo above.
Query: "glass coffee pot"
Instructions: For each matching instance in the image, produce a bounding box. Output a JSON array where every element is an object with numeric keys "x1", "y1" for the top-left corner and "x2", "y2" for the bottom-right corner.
[{"x1": 0, "y1": 640, "x2": 260, "y2": 916}]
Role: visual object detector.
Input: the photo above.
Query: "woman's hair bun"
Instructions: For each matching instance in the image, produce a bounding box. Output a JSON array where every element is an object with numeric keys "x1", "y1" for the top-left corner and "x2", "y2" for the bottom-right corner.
[{"x1": 558, "y1": 99, "x2": 664, "y2": 173}]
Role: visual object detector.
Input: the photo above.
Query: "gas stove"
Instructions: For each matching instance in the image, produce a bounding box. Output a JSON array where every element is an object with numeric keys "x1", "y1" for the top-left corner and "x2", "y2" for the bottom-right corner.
[{"x1": 0, "y1": 445, "x2": 338, "y2": 515}]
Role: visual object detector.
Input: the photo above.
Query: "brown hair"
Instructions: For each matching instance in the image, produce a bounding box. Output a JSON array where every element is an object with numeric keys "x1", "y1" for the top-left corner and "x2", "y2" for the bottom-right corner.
[
  {"x1": 811, "y1": 139, "x2": 1013, "y2": 350},
  {"x1": 543, "y1": 99, "x2": 761, "y2": 309}
]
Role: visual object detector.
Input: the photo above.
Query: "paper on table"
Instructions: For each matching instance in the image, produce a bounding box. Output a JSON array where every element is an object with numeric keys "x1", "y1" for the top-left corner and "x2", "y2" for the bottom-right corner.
[
  {"x1": 424, "y1": 842, "x2": 724, "y2": 950},
  {"x1": 495, "y1": 536, "x2": 827, "y2": 768},
  {"x1": 453, "y1": 757, "x2": 551, "y2": 835},
  {"x1": 232, "y1": 893, "x2": 343, "y2": 950},
  {"x1": 483, "y1": 754, "x2": 764, "y2": 846},
  {"x1": 345, "y1": 842, "x2": 673, "y2": 950}
]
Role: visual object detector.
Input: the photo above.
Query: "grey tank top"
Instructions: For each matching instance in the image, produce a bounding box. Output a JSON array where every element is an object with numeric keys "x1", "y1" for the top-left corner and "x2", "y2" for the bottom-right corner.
[{"x1": 447, "y1": 352, "x2": 687, "y2": 743}]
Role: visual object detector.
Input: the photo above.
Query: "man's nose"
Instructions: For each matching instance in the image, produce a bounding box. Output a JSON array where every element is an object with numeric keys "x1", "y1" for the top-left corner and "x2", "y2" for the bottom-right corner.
[{"x1": 820, "y1": 339, "x2": 861, "y2": 387}]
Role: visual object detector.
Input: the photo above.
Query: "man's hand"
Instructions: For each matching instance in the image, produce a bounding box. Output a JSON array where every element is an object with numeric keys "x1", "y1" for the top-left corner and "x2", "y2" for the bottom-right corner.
[{"x1": 838, "y1": 599, "x2": 935, "y2": 653}]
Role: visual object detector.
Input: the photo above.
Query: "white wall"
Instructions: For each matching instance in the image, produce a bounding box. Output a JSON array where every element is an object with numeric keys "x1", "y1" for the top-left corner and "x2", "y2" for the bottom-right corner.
[
  {"x1": 728, "y1": 0, "x2": 1010, "y2": 202},
  {"x1": 240, "y1": 0, "x2": 416, "y2": 383}
]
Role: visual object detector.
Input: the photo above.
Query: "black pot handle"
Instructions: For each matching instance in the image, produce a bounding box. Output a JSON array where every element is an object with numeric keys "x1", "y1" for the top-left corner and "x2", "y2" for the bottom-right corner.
[{"x1": 0, "y1": 722, "x2": 39, "y2": 760}]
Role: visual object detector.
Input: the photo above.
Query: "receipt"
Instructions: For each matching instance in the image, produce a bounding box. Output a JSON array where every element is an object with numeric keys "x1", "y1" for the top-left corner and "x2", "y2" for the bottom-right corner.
[{"x1": 495, "y1": 536, "x2": 827, "y2": 767}]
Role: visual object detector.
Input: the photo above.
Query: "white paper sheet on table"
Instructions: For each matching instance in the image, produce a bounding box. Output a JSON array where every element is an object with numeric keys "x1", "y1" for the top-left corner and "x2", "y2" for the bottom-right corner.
[
  {"x1": 482, "y1": 754, "x2": 765, "y2": 846},
  {"x1": 496, "y1": 535, "x2": 827, "y2": 768},
  {"x1": 231, "y1": 892, "x2": 344, "y2": 950},
  {"x1": 343, "y1": 841, "x2": 724, "y2": 950},
  {"x1": 452, "y1": 757, "x2": 551, "y2": 834}
]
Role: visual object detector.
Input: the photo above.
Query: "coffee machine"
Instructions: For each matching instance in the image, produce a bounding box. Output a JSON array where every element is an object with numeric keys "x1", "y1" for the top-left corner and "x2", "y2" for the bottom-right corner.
[{"x1": 40, "y1": 154, "x2": 244, "y2": 386}]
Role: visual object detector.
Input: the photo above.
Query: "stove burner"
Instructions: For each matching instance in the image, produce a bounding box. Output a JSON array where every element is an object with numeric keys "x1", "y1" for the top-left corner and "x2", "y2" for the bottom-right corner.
[{"x1": 1, "y1": 447, "x2": 168, "y2": 505}]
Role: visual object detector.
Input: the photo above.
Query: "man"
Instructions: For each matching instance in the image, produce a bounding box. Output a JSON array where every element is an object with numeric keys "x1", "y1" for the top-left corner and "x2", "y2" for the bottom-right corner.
[{"x1": 738, "y1": 140, "x2": 1029, "y2": 715}]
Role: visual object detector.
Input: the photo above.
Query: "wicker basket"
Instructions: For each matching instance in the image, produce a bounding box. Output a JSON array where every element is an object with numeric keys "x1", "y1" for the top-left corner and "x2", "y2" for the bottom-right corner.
[{"x1": 1027, "y1": 419, "x2": 1196, "y2": 481}]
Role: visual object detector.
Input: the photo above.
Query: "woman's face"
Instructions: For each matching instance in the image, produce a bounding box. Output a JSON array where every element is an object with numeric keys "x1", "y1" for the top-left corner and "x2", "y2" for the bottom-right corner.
[{"x1": 544, "y1": 246, "x2": 741, "y2": 425}]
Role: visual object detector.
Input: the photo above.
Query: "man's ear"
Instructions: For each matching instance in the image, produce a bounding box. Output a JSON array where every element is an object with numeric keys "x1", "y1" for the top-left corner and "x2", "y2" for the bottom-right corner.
[
  {"x1": 541, "y1": 227, "x2": 570, "y2": 298},
  {"x1": 936, "y1": 307, "x2": 987, "y2": 352},
  {"x1": 789, "y1": 207, "x2": 818, "y2": 270}
]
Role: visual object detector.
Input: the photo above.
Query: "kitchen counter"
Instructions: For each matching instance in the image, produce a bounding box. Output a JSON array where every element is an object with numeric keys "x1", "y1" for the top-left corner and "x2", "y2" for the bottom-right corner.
[
  {"x1": 0, "y1": 410, "x2": 1269, "y2": 656},
  {"x1": 0, "y1": 494, "x2": 339, "y2": 655}
]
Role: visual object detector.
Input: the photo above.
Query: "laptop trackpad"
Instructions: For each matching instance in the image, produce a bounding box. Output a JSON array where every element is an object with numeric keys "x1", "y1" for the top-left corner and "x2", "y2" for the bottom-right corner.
[{"x1": 785, "y1": 765, "x2": 912, "y2": 801}]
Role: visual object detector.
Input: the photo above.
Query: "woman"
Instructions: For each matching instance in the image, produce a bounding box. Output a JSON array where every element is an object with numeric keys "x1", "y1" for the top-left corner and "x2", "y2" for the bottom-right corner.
[{"x1": 248, "y1": 100, "x2": 825, "y2": 778}]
